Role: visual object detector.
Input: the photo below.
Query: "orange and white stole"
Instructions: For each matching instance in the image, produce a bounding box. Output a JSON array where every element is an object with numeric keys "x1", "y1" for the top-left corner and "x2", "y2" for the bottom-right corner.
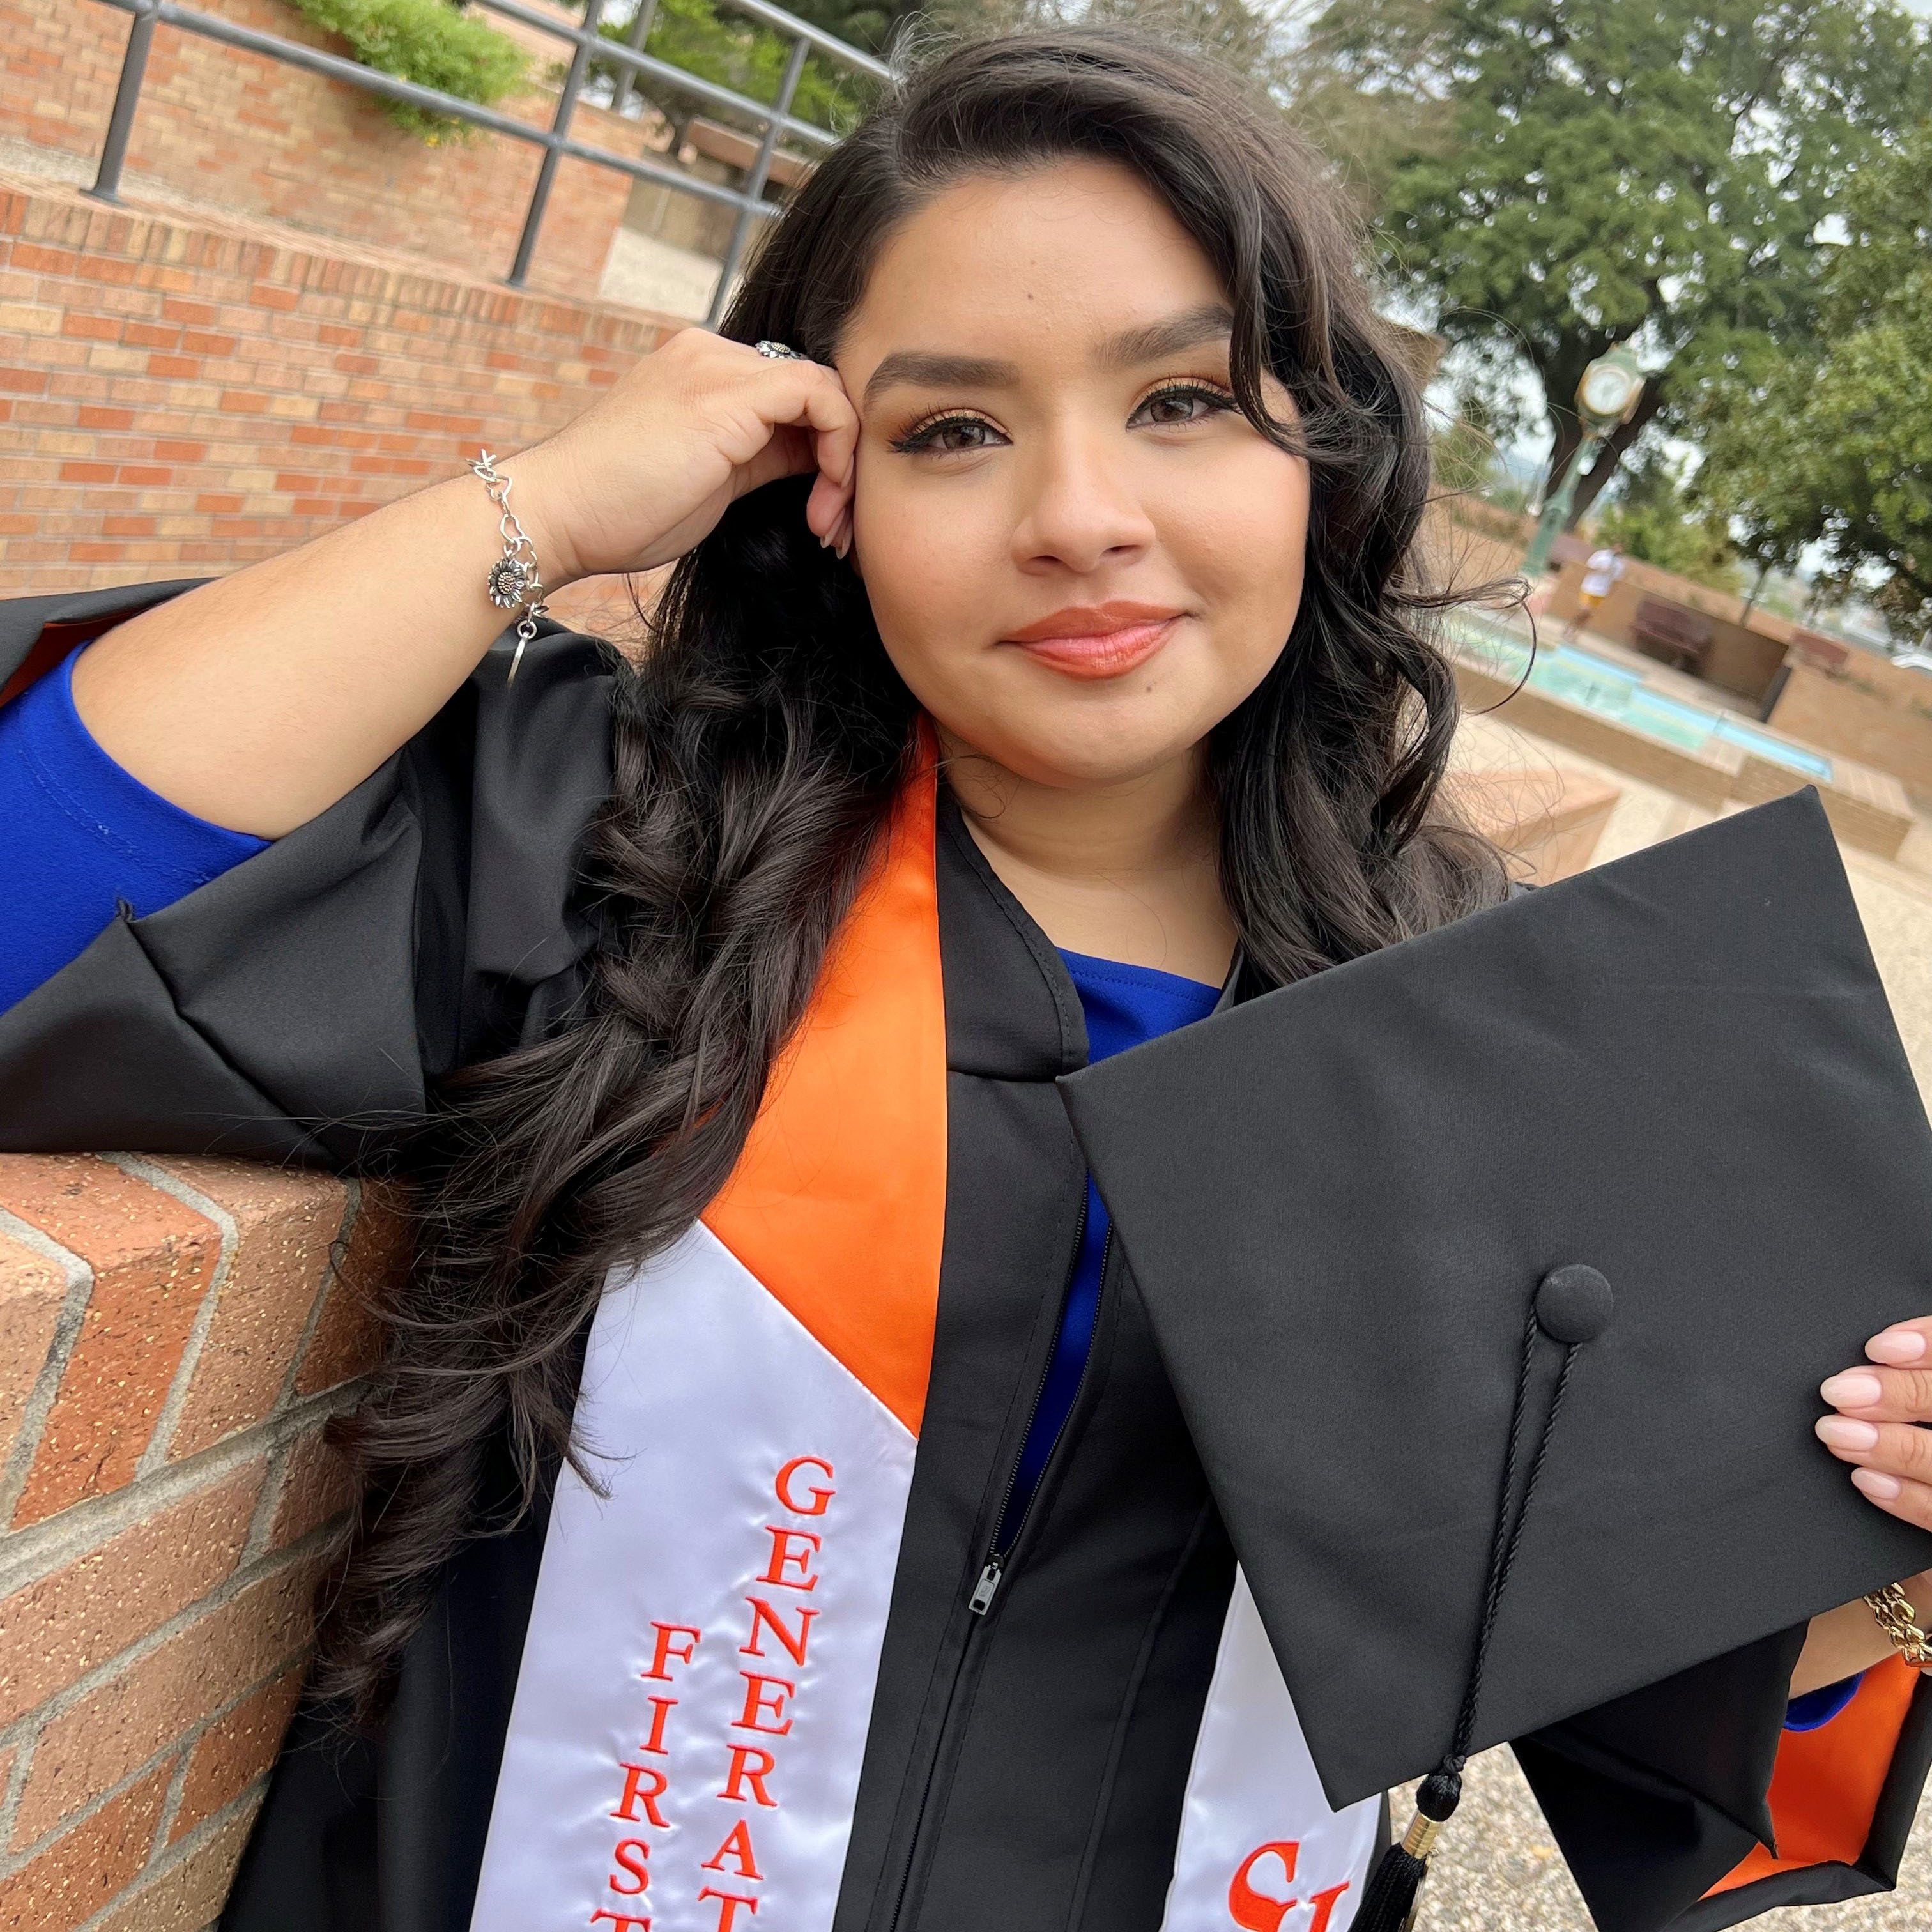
[{"x1": 470, "y1": 756, "x2": 947, "y2": 1932}]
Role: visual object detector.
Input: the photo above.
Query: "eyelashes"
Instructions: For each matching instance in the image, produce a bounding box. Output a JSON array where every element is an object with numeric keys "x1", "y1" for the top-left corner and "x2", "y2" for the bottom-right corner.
[
  {"x1": 1133, "y1": 381, "x2": 1240, "y2": 428},
  {"x1": 889, "y1": 411, "x2": 1000, "y2": 456},
  {"x1": 887, "y1": 380, "x2": 1239, "y2": 456}
]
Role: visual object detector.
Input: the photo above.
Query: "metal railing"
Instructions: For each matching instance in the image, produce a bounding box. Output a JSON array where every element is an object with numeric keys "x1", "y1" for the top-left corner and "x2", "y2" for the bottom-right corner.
[{"x1": 82, "y1": 0, "x2": 889, "y2": 325}]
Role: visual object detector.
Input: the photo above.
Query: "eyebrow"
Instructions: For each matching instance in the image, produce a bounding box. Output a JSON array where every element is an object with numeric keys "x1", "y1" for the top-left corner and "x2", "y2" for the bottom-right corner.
[{"x1": 862, "y1": 302, "x2": 1235, "y2": 406}]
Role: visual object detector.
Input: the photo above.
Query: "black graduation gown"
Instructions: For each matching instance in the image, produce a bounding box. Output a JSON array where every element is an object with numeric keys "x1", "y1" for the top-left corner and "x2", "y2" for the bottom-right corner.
[{"x1": 4, "y1": 579, "x2": 1929, "y2": 1932}]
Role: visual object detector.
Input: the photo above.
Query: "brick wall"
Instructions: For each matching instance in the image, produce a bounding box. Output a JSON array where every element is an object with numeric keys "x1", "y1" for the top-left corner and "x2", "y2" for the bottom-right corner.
[
  {"x1": 1768, "y1": 662, "x2": 1932, "y2": 809},
  {"x1": 0, "y1": 1154, "x2": 399, "y2": 1932},
  {"x1": 0, "y1": 0, "x2": 666, "y2": 295},
  {"x1": 0, "y1": 175, "x2": 674, "y2": 597}
]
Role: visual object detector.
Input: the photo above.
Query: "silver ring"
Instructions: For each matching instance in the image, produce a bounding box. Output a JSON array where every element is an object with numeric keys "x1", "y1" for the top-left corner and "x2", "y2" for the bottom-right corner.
[{"x1": 755, "y1": 339, "x2": 806, "y2": 360}]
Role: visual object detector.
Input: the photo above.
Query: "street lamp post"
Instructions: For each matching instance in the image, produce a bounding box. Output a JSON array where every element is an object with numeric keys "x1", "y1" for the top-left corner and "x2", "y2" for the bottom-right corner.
[{"x1": 1522, "y1": 344, "x2": 1647, "y2": 578}]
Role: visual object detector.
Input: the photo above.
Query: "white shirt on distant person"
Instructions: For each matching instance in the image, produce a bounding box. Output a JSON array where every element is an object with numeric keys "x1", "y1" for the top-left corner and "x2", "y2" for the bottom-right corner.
[{"x1": 1581, "y1": 548, "x2": 1625, "y2": 599}]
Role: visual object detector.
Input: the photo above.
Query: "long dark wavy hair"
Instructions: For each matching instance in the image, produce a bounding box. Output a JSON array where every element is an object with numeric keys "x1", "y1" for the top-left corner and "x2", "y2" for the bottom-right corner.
[{"x1": 314, "y1": 26, "x2": 1508, "y2": 1716}]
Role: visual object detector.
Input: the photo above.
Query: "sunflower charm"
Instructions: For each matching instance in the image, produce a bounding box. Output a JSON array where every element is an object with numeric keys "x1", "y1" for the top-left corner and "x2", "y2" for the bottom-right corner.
[{"x1": 487, "y1": 554, "x2": 537, "y2": 610}]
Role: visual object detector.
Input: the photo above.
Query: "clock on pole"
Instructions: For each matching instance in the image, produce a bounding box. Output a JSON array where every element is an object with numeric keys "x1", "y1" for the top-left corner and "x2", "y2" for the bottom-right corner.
[{"x1": 1522, "y1": 345, "x2": 1648, "y2": 578}]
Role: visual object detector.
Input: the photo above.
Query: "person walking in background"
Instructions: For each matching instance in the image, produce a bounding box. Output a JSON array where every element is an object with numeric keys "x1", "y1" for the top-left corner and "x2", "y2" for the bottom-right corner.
[{"x1": 1565, "y1": 539, "x2": 1625, "y2": 641}]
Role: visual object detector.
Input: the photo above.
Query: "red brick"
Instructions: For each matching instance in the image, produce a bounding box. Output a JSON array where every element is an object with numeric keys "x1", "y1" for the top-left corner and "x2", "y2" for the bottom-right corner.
[
  {"x1": 0, "y1": 1764, "x2": 170, "y2": 1932},
  {"x1": 15, "y1": 1556, "x2": 316, "y2": 1843},
  {"x1": 59, "y1": 312, "x2": 119, "y2": 342},
  {"x1": 92, "y1": 1798, "x2": 261, "y2": 1932},
  {"x1": 266, "y1": 1425, "x2": 355, "y2": 1551},
  {"x1": 13, "y1": 242, "x2": 79, "y2": 275},
  {"x1": 114, "y1": 464, "x2": 172, "y2": 484},
  {"x1": 0, "y1": 1459, "x2": 262, "y2": 1728},
  {"x1": 76, "y1": 405, "x2": 133, "y2": 429},
  {"x1": 0, "y1": 1156, "x2": 220, "y2": 1523},
  {"x1": 169, "y1": 1663, "x2": 304, "y2": 1842},
  {"x1": 150, "y1": 1160, "x2": 346, "y2": 1457},
  {"x1": 292, "y1": 1186, "x2": 401, "y2": 1396},
  {"x1": 0, "y1": 1229, "x2": 66, "y2": 1483},
  {"x1": 402, "y1": 410, "x2": 484, "y2": 435},
  {"x1": 73, "y1": 254, "x2": 141, "y2": 288},
  {"x1": 348, "y1": 454, "x2": 431, "y2": 477},
  {"x1": 0, "y1": 98, "x2": 666, "y2": 607}
]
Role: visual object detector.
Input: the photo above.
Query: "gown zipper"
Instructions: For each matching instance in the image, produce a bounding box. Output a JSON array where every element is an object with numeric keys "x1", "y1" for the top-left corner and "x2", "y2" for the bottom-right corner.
[
  {"x1": 970, "y1": 1216, "x2": 1112, "y2": 1618},
  {"x1": 883, "y1": 1210, "x2": 1112, "y2": 1931}
]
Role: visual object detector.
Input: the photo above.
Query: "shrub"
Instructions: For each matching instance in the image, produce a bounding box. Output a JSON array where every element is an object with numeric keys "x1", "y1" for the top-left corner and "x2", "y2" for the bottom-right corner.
[{"x1": 284, "y1": 0, "x2": 530, "y2": 141}]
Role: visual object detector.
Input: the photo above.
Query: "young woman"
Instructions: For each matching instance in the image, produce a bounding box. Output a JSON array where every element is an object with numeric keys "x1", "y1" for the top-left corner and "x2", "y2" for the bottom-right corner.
[{"x1": 3, "y1": 30, "x2": 1930, "y2": 1932}]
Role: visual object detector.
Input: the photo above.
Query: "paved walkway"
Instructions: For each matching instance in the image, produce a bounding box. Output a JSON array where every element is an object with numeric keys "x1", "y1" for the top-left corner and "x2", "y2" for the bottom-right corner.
[{"x1": 1399, "y1": 1747, "x2": 1932, "y2": 1929}]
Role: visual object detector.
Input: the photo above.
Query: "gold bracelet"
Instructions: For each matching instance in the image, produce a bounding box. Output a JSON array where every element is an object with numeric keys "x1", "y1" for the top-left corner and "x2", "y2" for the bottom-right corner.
[{"x1": 1865, "y1": 1581, "x2": 1932, "y2": 1667}]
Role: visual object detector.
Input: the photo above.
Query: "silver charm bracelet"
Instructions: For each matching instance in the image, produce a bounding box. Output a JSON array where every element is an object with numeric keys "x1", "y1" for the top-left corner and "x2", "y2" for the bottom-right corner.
[{"x1": 470, "y1": 449, "x2": 549, "y2": 685}]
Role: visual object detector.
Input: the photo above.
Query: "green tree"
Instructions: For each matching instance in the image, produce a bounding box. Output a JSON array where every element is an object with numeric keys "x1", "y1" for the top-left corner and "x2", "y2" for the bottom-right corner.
[
  {"x1": 1297, "y1": 0, "x2": 1932, "y2": 525},
  {"x1": 597, "y1": 0, "x2": 877, "y2": 137},
  {"x1": 1592, "y1": 447, "x2": 1741, "y2": 590},
  {"x1": 1431, "y1": 410, "x2": 1499, "y2": 498},
  {"x1": 1696, "y1": 124, "x2": 1932, "y2": 638}
]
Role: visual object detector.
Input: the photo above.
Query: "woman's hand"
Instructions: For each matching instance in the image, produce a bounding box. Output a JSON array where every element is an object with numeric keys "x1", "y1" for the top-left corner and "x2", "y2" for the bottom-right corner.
[
  {"x1": 1816, "y1": 1318, "x2": 1932, "y2": 1526},
  {"x1": 1796, "y1": 1319, "x2": 1932, "y2": 1692},
  {"x1": 68, "y1": 327, "x2": 859, "y2": 837},
  {"x1": 515, "y1": 327, "x2": 858, "y2": 583}
]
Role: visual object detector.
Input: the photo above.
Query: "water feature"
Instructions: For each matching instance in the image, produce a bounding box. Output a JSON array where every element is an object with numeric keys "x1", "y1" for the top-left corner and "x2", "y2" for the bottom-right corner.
[{"x1": 1447, "y1": 615, "x2": 1834, "y2": 782}]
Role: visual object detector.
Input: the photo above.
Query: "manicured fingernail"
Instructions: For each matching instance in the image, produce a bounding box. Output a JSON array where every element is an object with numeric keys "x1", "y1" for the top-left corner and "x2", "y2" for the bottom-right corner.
[
  {"x1": 1817, "y1": 1415, "x2": 1880, "y2": 1451},
  {"x1": 1853, "y1": 1468, "x2": 1903, "y2": 1501},
  {"x1": 1869, "y1": 1329, "x2": 1928, "y2": 1364},
  {"x1": 1822, "y1": 1372, "x2": 1884, "y2": 1408}
]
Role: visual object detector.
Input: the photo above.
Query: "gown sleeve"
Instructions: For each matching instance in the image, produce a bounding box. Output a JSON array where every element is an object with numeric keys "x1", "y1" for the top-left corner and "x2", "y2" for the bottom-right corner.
[
  {"x1": 0, "y1": 579, "x2": 618, "y2": 1169},
  {"x1": 1514, "y1": 1644, "x2": 1932, "y2": 1931},
  {"x1": 0, "y1": 641, "x2": 270, "y2": 1011}
]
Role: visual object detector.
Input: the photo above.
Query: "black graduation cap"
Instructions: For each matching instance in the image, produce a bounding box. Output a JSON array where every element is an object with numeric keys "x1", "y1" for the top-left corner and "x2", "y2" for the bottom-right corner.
[{"x1": 1058, "y1": 788, "x2": 1932, "y2": 1931}]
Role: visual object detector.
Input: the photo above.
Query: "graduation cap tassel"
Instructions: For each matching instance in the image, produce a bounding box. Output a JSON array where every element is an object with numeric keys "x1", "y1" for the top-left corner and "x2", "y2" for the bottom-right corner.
[
  {"x1": 1354, "y1": 1266, "x2": 1611, "y2": 1932},
  {"x1": 1353, "y1": 1763, "x2": 1462, "y2": 1932}
]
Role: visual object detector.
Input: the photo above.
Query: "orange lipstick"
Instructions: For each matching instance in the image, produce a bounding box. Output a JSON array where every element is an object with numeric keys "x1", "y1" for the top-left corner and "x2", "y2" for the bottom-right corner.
[{"x1": 1002, "y1": 601, "x2": 1184, "y2": 680}]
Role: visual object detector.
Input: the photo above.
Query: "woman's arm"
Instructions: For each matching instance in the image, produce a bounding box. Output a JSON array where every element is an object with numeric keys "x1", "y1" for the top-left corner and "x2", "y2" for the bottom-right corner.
[
  {"x1": 67, "y1": 329, "x2": 857, "y2": 838},
  {"x1": 1791, "y1": 1595, "x2": 1909, "y2": 1698}
]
